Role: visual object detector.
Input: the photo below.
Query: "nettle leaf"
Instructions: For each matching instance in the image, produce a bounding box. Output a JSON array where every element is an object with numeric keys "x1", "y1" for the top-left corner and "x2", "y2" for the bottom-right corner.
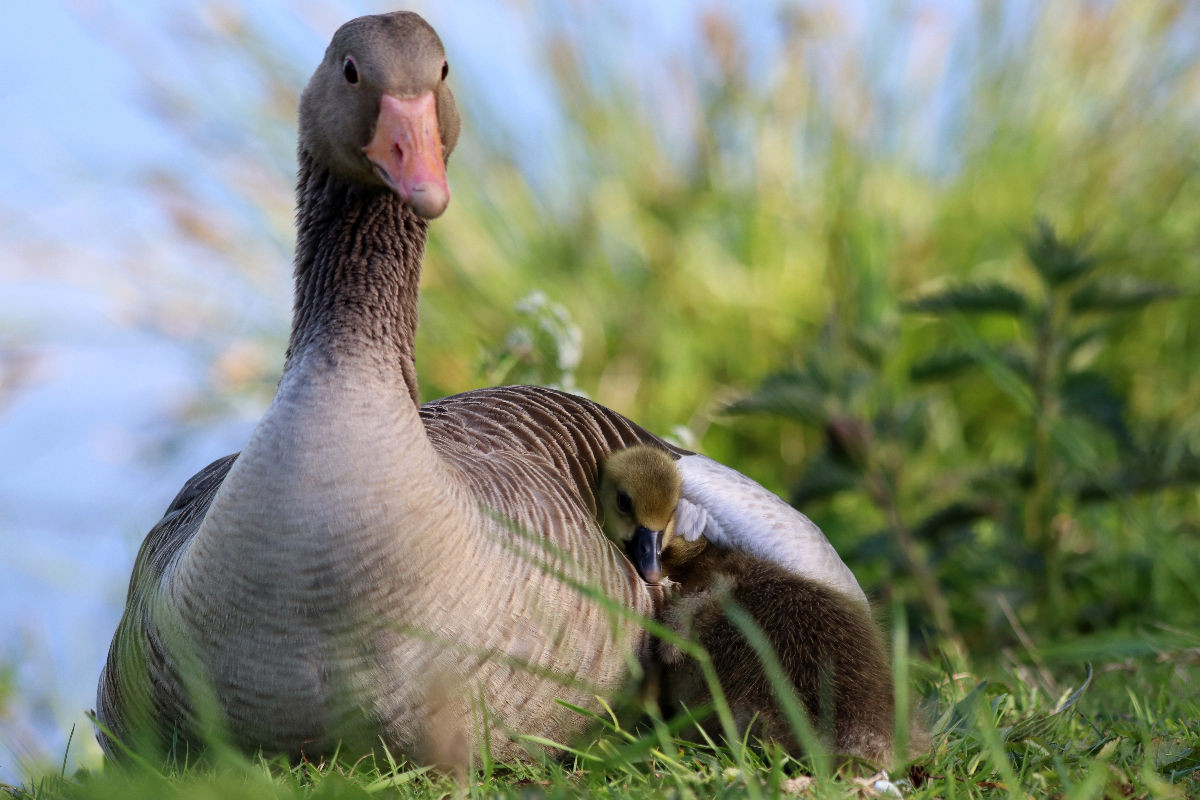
[
  {"x1": 1062, "y1": 370, "x2": 1133, "y2": 450},
  {"x1": 910, "y1": 349, "x2": 976, "y2": 383},
  {"x1": 910, "y1": 346, "x2": 1033, "y2": 387},
  {"x1": 969, "y1": 462, "x2": 1031, "y2": 495},
  {"x1": 996, "y1": 347, "x2": 1035, "y2": 385},
  {"x1": 1067, "y1": 322, "x2": 1114, "y2": 358},
  {"x1": 847, "y1": 328, "x2": 889, "y2": 368},
  {"x1": 847, "y1": 530, "x2": 893, "y2": 562},
  {"x1": 725, "y1": 379, "x2": 828, "y2": 426},
  {"x1": 1075, "y1": 446, "x2": 1200, "y2": 502},
  {"x1": 903, "y1": 282, "x2": 1030, "y2": 316},
  {"x1": 914, "y1": 500, "x2": 1001, "y2": 541},
  {"x1": 790, "y1": 457, "x2": 859, "y2": 505},
  {"x1": 1069, "y1": 276, "x2": 1180, "y2": 313},
  {"x1": 1024, "y1": 218, "x2": 1097, "y2": 286},
  {"x1": 889, "y1": 399, "x2": 934, "y2": 451}
]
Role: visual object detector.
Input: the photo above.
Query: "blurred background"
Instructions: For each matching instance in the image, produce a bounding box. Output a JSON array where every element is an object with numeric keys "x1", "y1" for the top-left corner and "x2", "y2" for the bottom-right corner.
[{"x1": 2, "y1": 0, "x2": 1198, "y2": 783}]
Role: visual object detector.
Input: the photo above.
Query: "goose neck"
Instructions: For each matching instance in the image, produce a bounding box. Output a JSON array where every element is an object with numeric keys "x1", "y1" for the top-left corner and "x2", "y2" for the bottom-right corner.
[{"x1": 285, "y1": 151, "x2": 428, "y2": 399}]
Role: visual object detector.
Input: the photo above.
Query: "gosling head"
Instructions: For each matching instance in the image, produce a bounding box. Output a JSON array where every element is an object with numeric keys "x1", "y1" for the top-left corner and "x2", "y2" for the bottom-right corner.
[
  {"x1": 299, "y1": 11, "x2": 460, "y2": 218},
  {"x1": 598, "y1": 446, "x2": 683, "y2": 584}
]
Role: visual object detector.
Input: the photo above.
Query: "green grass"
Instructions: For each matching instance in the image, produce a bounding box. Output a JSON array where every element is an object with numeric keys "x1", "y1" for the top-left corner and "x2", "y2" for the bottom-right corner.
[{"x1": 7, "y1": 644, "x2": 1198, "y2": 799}]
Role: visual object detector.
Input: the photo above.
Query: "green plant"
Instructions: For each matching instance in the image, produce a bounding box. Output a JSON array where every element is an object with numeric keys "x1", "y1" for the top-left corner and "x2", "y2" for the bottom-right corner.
[
  {"x1": 904, "y1": 221, "x2": 1192, "y2": 628},
  {"x1": 478, "y1": 291, "x2": 586, "y2": 393},
  {"x1": 729, "y1": 221, "x2": 1199, "y2": 649},
  {"x1": 726, "y1": 320, "x2": 968, "y2": 661}
]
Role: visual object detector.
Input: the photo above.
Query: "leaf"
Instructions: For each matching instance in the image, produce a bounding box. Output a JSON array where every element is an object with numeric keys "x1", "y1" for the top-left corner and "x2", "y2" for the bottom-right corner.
[
  {"x1": 790, "y1": 457, "x2": 858, "y2": 505},
  {"x1": 1024, "y1": 217, "x2": 1097, "y2": 286},
  {"x1": 1069, "y1": 276, "x2": 1181, "y2": 313},
  {"x1": 1001, "y1": 665, "x2": 1093, "y2": 745},
  {"x1": 910, "y1": 349, "x2": 976, "y2": 382},
  {"x1": 512, "y1": 735, "x2": 604, "y2": 762},
  {"x1": 1061, "y1": 370, "x2": 1133, "y2": 450},
  {"x1": 995, "y1": 347, "x2": 1035, "y2": 385},
  {"x1": 943, "y1": 317, "x2": 1038, "y2": 405},
  {"x1": 888, "y1": 398, "x2": 934, "y2": 452},
  {"x1": 363, "y1": 765, "x2": 434, "y2": 794},
  {"x1": 913, "y1": 500, "x2": 1001, "y2": 541},
  {"x1": 1153, "y1": 740, "x2": 1200, "y2": 778},
  {"x1": 1050, "y1": 663, "x2": 1093, "y2": 715},
  {"x1": 847, "y1": 327, "x2": 889, "y2": 368},
  {"x1": 825, "y1": 415, "x2": 872, "y2": 468},
  {"x1": 1003, "y1": 713, "x2": 1056, "y2": 745},
  {"x1": 1067, "y1": 321, "x2": 1115, "y2": 358},
  {"x1": 1036, "y1": 631, "x2": 1184, "y2": 663},
  {"x1": 932, "y1": 679, "x2": 990, "y2": 736},
  {"x1": 1074, "y1": 447, "x2": 1200, "y2": 502},
  {"x1": 910, "y1": 346, "x2": 1033, "y2": 387},
  {"x1": 725, "y1": 379, "x2": 828, "y2": 425},
  {"x1": 903, "y1": 282, "x2": 1030, "y2": 316}
]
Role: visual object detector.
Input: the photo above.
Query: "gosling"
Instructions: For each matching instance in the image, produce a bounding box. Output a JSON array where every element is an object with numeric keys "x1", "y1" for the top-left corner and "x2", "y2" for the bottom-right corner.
[{"x1": 598, "y1": 445, "x2": 908, "y2": 765}]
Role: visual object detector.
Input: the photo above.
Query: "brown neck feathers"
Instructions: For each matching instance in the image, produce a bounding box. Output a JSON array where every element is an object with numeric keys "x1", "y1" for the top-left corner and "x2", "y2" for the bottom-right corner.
[{"x1": 284, "y1": 150, "x2": 429, "y2": 403}]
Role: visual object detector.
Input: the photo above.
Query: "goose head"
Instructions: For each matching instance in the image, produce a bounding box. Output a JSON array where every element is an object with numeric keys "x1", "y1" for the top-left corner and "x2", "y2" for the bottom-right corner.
[
  {"x1": 598, "y1": 445, "x2": 683, "y2": 584},
  {"x1": 298, "y1": 11, "x2": 460, "y2": 218}
]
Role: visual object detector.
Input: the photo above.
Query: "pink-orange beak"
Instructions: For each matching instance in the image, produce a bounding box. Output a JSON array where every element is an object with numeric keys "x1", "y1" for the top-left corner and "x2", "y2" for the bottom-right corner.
[{"x1": 364, "y1": 92, "x2": 450, "y2": 219}]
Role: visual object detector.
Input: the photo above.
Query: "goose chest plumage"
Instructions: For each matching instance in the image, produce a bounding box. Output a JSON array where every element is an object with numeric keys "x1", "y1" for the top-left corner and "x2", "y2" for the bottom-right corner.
[{"x1": 96, "y1": 11, "x2": 865, "y2": 765}]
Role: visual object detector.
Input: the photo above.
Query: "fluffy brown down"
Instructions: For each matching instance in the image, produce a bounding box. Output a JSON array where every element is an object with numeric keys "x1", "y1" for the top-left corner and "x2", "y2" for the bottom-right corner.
[{"x1": 658, "y1": 544, "x2": 922, "y2": 765}]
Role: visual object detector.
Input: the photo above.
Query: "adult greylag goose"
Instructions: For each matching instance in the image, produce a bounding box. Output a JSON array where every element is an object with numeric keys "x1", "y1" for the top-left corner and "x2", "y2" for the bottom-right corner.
[
  {"x1": 96, "y1": 11, "x2": 864, "y2": 766},
  {"x1": 598, "y1": 446, "x2": 902, "y2": 763}
]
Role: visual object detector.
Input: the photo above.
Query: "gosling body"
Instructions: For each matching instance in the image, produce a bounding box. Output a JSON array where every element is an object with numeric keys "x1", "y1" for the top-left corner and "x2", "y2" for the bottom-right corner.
[{"x1": 599, "y1": 446, "x2": 909, "y2": 764}]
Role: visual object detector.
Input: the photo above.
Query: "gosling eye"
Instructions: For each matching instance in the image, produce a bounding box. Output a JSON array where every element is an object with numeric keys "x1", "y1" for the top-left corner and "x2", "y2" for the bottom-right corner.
[
  {"x1": 616, "y1": 490, "x2": 633, "y2": 516},
  {"x1": 441, "y1": 60, "x2": 449, "y2": 81},
  {"x1": 343, "y1": 56, "x2": 359, "y2": 85}
]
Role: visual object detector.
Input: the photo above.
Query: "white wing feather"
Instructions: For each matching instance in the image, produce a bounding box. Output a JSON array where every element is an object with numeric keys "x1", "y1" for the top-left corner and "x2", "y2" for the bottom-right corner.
[{"x1": 675, "y1": 453, "x2": 868, "y2": 607}]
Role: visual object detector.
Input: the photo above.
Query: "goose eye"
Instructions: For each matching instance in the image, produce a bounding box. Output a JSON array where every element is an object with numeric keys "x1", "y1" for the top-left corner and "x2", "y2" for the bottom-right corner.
[
  {"x1": 343, "y1": 56, "x2": 359, "y2": 85},
  {"x1": 441, "y1": 60, "x2": 449, "y2": 81},
  {"x1": 616, "y1": 491, "x2": 633, "y2": 515}
]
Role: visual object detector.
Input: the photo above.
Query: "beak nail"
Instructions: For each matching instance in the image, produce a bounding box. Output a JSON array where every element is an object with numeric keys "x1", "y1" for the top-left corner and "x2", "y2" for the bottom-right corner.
[{"x1": 626, "y1": 526, "x2": 664, "y2": 585}]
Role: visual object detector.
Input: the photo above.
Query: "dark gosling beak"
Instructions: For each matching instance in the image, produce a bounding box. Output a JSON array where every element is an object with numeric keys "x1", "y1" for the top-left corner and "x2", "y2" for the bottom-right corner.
[{"x1": 626, "y1": 526, "x2": 664, "y2": 584}]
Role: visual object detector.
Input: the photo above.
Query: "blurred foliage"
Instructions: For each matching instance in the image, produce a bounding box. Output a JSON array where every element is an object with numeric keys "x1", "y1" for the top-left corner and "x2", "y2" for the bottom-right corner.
[
  {"x1": 732, "y1": 222, "x2": 1200, "y2": 653},
  {"x1": 478, "y1": 290, "x2": 585, "y2": 394}
]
